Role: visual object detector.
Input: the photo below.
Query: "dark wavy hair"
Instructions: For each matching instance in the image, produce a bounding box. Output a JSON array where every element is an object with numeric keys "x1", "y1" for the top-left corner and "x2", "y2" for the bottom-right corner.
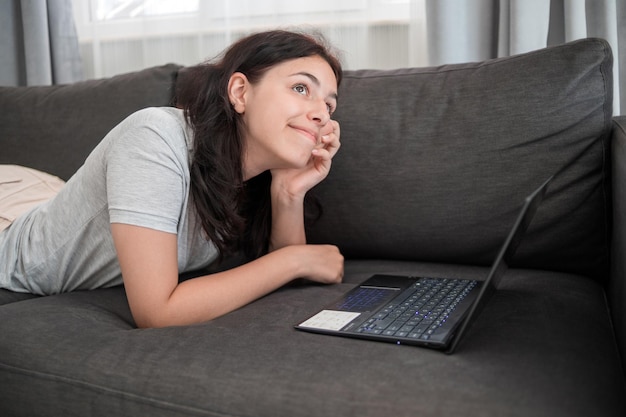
[{"x1": 176, "y1": 30, "x2": 343, "y2": 260}]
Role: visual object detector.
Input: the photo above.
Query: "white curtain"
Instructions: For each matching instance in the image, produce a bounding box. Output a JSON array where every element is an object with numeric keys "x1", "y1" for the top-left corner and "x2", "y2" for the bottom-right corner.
[
  {"x1": 72, "y1": 0, "x2": 427, "y2": 78},
  {"x1": 425, "y1": 0, "x2": 624, "y2": 114},
  {"x1": 0, "y1": 0, "x2": 83, "y2": 86},
  {"x1": 72, "y1": 0, "x2": 623, "y2": 113}
]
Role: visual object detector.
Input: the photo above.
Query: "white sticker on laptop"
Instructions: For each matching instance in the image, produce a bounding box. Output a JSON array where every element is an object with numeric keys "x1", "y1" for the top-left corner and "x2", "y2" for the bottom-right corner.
[{"x1": 298, "y1": 310, "x2": 361, "y2": 331}]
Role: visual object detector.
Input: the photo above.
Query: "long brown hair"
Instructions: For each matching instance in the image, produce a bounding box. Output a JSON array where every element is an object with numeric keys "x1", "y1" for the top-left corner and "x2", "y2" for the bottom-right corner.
[{"x1": 176, "y1": 30, "x2": 343, "y2": 260}]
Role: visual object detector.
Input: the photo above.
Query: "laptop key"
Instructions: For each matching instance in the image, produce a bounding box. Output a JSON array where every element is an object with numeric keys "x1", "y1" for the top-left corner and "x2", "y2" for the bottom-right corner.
[
  {"x1": 373, "y1": 317, "x2": 395, "y2": 330},
  {"x1": 400, "y1": 325, "x2": 415, "y2": 333},
  {"x1": 414, "y1": 325, "x2": 428, "y2": 334},
  {"x1": 360, "y1": 328, "x2": 382, "y2": 335}
]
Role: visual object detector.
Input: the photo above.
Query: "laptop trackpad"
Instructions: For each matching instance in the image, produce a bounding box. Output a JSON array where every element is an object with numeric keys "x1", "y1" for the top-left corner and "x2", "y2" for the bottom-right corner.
[{"x1": 297, "y1": 310, "x2": 363, "y2": 331}]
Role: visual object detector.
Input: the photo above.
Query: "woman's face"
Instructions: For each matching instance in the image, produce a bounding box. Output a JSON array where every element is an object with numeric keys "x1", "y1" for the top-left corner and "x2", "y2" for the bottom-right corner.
[{"x1": 229, "y1": 55, "x2": 339, "y2": 179}]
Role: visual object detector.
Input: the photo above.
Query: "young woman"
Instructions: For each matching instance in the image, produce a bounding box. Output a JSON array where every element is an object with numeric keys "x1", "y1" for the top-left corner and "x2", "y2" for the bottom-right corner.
[{"x1": 0, "y1": 29, "x2": 344, "y2": 328}]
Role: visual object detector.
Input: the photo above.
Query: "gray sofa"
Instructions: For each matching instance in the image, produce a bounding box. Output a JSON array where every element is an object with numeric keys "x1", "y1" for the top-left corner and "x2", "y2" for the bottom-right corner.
[{"x1": 1, "y1": 37, "x2": 625, "y2": 417}]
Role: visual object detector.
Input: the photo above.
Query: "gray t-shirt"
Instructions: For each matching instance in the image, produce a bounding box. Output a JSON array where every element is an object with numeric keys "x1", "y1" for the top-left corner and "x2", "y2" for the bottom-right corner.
[{"x1": 0, "y1": 107, "x2": 218, "y2": 295}]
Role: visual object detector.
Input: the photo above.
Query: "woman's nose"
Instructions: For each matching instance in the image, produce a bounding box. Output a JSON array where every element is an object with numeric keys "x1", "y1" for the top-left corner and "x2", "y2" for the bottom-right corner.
[{"x1": 310, "y1": 99, "x2": 330, "y2": 125}]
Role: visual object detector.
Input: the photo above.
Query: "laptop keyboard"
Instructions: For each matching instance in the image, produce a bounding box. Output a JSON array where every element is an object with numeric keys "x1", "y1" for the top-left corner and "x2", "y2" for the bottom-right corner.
[{"x1": 356, "y1": 278, "x2": 477, "y2": 340}]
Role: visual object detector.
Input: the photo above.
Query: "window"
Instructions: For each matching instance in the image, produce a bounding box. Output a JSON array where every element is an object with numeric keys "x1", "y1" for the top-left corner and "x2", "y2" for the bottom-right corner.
[
  {"x1": 94, "y1": 0, "x2": 200, "y2": 21},
  {"x1": 71, "y1": 0, "x2": 425, "y2": 79}
]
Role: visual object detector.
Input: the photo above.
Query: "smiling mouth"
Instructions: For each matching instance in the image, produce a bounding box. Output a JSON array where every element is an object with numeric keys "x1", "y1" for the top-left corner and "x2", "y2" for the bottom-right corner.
[{"x1": 292, "y1": 126, "x2": 318, "y2": 145}]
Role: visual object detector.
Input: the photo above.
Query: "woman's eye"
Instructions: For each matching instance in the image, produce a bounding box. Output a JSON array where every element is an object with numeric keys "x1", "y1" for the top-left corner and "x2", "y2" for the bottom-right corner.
[{"x1": 293, "y1": 84, "x2": 308, "y2": 95}]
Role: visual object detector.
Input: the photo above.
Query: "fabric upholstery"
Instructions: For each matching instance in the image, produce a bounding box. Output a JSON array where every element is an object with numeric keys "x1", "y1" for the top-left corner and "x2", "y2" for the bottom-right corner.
[
  {"x1": 307, "y1": 38, "x2": 613, "y2": 282},
  {"x1": 610, "y1": 116, "x2": 626, "y2": 366},
  {"x1": 0, "y1": 63, "x2": 181, "y2": 180},
  {"x1": 0, "y1": 38, "x2": 624, "y2": 417},
  {"x1": 0, "y1": 260, "x2": 624, "y2": 417}
]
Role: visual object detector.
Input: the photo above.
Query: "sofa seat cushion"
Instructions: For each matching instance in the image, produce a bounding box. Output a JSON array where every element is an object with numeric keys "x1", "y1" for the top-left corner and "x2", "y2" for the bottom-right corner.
[
  {"x1": 0, "y1": 260, "x2": 623, "y2": 417},
  {"x1": 307, "y1": 38, "x2": 613, "y2": 282}
]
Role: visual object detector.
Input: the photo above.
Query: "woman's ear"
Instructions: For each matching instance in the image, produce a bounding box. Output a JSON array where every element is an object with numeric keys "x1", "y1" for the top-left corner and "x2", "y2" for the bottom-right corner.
[{"x1": 228, "y1": 72, "x2": 248, "y2": 114}]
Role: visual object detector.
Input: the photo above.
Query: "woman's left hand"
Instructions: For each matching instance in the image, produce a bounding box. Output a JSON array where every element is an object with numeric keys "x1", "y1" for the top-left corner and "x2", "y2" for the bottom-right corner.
[{"x1": 271, "y1": 120, "x2": 341, "y2": 200}]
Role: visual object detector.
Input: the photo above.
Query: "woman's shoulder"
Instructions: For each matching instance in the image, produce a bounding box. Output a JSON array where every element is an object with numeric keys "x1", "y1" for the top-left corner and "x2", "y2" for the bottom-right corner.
[
  {"x1": 114, "y1": 107, "x2": 191, "y2": 150},
  {"x1": 127, "y1": 107, "x2": 186, "y2": 128}
]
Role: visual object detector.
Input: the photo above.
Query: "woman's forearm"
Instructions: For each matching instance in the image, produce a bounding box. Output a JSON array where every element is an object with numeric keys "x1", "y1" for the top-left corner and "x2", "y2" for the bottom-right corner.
[
  {"x1": 112, "y1": 224, "x2": 343, "y2": 329},
  {"x1": 138, "y1": 245, "x2": 343, "y2": 328},
  {"x1": 268, "y1": 185, "x2": 306, "y2": 251},
  {"x1": 149, "y1": 247, "x2": 300, "y2": 327}
]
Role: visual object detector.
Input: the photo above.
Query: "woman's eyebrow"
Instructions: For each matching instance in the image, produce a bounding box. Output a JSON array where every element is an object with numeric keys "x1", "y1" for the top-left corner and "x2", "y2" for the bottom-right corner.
[{"x1": 291, "y1": 71, "x2": 338, "y2": 101}]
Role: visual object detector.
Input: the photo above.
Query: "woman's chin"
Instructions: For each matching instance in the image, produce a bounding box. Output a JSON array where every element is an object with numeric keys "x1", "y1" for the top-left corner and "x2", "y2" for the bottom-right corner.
[{"x1": 288, "y1": 153, "x2": 315, "y2": 169}]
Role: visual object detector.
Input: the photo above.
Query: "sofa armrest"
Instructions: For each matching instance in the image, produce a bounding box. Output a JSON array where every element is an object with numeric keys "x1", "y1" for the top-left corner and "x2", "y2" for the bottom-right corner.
[{"x1": 611, "y1": 115, "x2": 626, "y2": 369}]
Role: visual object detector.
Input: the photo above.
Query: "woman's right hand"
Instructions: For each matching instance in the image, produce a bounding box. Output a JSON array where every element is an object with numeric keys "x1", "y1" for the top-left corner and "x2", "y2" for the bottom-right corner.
[{"x1": 288, "y1": 244, "x2": 344, "y2": 284}]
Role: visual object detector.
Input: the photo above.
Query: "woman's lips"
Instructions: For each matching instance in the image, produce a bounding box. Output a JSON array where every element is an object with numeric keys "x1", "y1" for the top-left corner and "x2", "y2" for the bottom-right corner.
[{"x1": 291, "y1": 125, "x2": 318, "y2": 145}]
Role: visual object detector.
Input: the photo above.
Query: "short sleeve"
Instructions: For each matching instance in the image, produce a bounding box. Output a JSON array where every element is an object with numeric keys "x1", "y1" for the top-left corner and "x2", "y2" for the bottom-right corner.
[{"x1": 105, "y1": 108, "x2": 190, "y2": 234}]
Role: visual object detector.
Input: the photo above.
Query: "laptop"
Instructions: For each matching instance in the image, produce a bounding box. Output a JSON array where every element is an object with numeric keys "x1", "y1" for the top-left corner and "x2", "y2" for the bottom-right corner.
[{"x1": 295, "y1": 176, "x2": 553, "y2": 353}]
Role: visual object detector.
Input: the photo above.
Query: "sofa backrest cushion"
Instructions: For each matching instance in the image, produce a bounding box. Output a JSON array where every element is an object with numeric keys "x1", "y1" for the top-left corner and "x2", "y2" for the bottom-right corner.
[
  {"x1": 307, "y1": 38, "x2": 613, "y2": 282},
  {"x1": 0, "y1": 64, "x2": 181, "y2": 180}
]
